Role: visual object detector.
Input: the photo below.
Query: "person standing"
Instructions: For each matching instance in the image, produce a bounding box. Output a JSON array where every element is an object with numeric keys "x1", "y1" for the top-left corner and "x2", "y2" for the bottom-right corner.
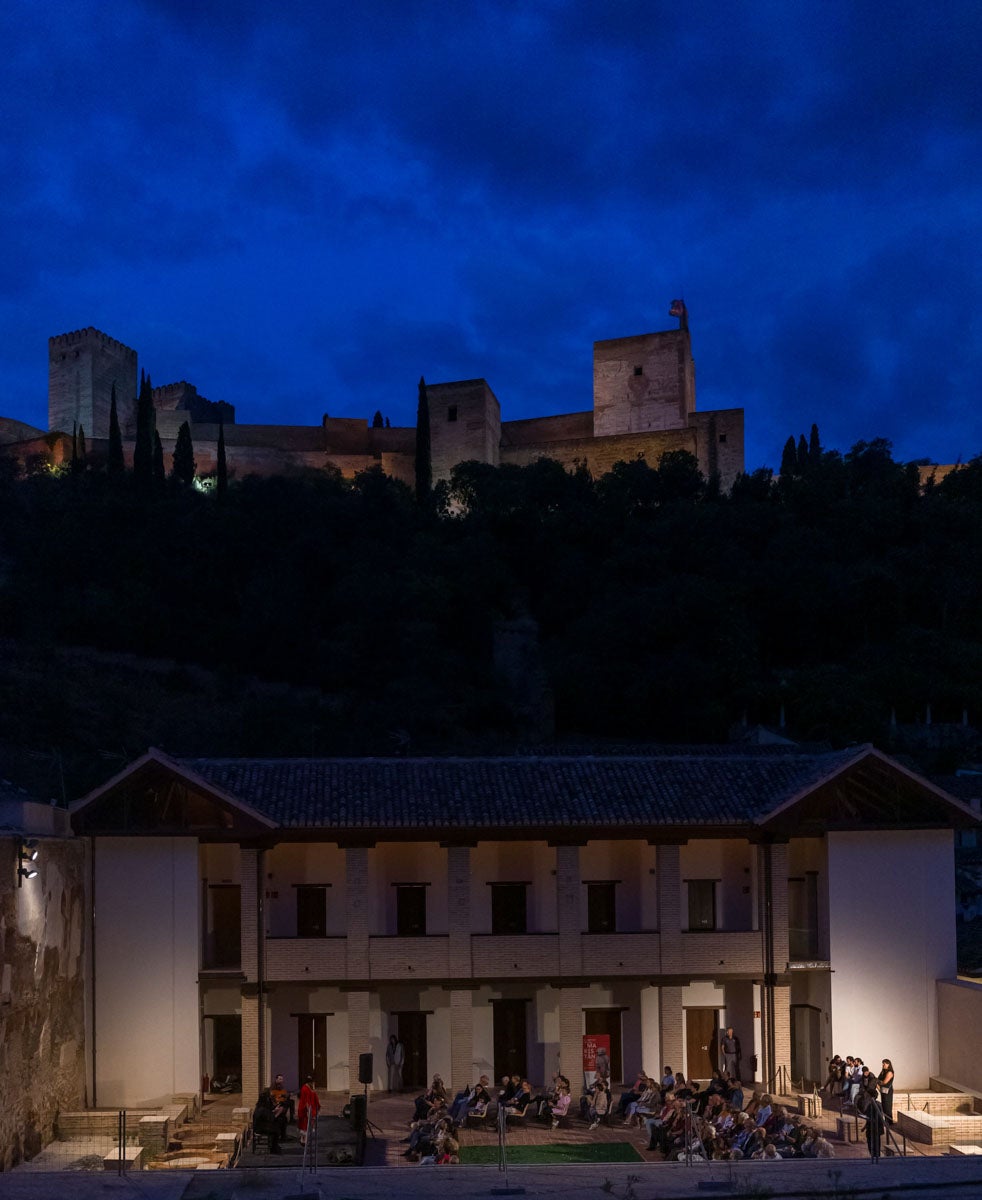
[
  {"x1": 386, "y1": 1033, "x2": 405, "y2": 1092},
  {"x1": 877, "y1": 1059, "x2": 895, "y2": 1123},
  {"x1": 720, "y1": 1027, "x2": 741, "y2": 1079},
  {"x1": 297, "y1": 1074, "x2": 320, "y2": 1146}
]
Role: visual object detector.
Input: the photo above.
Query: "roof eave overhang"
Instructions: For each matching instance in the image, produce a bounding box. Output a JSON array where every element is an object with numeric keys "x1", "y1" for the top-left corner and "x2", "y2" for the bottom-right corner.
[{"x1": 70, "y1": 747, "x2": 278, "y2": 833}]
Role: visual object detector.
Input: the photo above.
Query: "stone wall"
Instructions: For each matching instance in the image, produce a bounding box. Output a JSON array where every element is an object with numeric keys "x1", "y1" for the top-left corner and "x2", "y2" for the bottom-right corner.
[
  {"x1": 938, "y1": 979, "x2": 982, "y2": 1093},
  {"x1": 0, "y1": 835, "x2": 86, "y2": 1169}
]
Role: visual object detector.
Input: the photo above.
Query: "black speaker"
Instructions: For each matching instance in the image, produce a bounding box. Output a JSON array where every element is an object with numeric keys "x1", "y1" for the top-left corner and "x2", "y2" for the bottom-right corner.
[
  {"x1": 349, "y1": 1093, "x2": 366, "y2": 1132},
  {"x1": 358, "y1": 1052, "x2": 373, "y2": 1085}
]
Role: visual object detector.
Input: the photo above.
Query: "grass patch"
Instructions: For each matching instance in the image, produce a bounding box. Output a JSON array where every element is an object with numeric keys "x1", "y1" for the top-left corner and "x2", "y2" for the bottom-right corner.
[{"x1": 458, "y1": 1142, "x2": 643, "y2": 1165}]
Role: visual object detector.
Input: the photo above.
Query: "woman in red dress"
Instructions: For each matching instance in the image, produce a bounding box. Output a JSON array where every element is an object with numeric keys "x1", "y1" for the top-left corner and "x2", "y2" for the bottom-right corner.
[{"x1": 298, "y1": 1075, "x2": 321, "y2": 1145}]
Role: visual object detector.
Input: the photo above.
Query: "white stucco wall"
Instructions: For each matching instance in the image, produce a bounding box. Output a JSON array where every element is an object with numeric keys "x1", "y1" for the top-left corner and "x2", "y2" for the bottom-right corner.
[
  {"x1": 264, "y1": 843, "x2": 347, "y2": 937},
  {"x1": 827, "y1": 830, "x2": 955, "y2": 1088},
  {"x1": 94, "y1": 837, "x2": 200, "y2": 1106}
]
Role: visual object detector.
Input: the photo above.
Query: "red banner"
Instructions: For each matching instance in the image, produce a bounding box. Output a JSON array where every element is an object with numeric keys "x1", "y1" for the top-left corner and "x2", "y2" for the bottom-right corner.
[{"x1": 582, "y1": 1034, "x2": 611, "y2": 1079}]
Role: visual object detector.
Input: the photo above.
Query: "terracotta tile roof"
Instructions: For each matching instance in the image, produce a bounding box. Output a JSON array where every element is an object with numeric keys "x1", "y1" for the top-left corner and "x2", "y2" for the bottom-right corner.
[{"x1": 177, "y1": 747, "x2": 865, "y2": 832}]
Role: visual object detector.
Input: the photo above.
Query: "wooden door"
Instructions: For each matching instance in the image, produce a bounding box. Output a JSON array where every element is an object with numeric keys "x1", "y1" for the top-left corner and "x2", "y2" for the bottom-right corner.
[
  {"x1": 208, "y1": 1014, "x2": 241, "y2": 1082},
  {"x1": 685, "y1": 1008, "x2": 718, "y2": 1081},
  {"x1": 492, "y1": 999, "x2": 528, "y2": 1080},
  {"x1": 584, "y1": 1008, "x2": 623, "y2": 1083},
  {"x1": 297, "y1": 1014, "x2": 327, "y2": 1087},
  {"x1": 398, "y1": 1012, "x2": 428, "y2": 1089},
  {"x1": 791, "y1": 1004, "x2": 822, "y2": 1087},
  {"x1": 206, "y1": 885, "x2": 241, "y2": 968}
]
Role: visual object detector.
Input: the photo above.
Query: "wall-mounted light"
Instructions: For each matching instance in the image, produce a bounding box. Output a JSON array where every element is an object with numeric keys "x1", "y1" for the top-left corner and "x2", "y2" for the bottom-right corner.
[{"x1": 18, "y1": 839, "x2": 39, "y2": 886}]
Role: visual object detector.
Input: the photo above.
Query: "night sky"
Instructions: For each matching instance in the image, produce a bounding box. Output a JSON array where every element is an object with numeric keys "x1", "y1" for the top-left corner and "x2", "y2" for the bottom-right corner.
[{"x1": 2, "y1": 0, "x2": 979, "y2": 471}]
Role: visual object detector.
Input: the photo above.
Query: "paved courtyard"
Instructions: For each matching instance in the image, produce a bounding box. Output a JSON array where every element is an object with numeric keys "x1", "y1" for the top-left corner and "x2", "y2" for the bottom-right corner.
[{"x1": 4, "y1": 1087, "x2": 982, "y2": 1199}]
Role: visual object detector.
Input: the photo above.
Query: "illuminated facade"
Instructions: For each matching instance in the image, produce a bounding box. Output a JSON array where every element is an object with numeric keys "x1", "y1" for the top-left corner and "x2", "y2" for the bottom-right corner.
[{"x1": 67, "y1": 744, "x2": 973, "y2": 1106}]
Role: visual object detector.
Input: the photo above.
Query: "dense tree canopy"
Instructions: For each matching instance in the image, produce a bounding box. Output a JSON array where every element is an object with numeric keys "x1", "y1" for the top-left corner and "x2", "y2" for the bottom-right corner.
[{"x1": 1, "y1": 438, "x2": 981, "y2": 797}]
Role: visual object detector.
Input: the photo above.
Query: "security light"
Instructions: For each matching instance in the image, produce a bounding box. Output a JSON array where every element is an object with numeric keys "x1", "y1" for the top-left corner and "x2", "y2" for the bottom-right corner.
[{"x1": 17, "y1": 840, "x2": 40, "y2": 886}]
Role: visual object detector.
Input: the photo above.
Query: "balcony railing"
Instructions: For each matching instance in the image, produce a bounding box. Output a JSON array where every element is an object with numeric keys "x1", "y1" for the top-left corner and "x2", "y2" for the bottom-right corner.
[
  {"x1": 471, "y1": 933, "x2": 560, "y2": 977},
  {"x1": 264, "y1": 936, "x2": 346, "y2": 981},
  {"x1": 681, "y1": 930, "x2": 763, "y2": 973},
  {"x1": 581, "y1": 932, "x2": 661, "y2": 975},
  {"x1": 369, "y1": 936, "x2": 450, "y2": 979}
]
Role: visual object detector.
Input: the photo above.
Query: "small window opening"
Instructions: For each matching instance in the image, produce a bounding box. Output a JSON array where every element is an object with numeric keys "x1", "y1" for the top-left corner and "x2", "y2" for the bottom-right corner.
[
  {"x1": 447, "y1": 406, "x2": 458, "y2": 422},
  {"x1": 718, "y1": 433, "x2": 727, "y2": 444},
  {"x1": 633, "y1": 365, "x2": 643, "y2": 376}
]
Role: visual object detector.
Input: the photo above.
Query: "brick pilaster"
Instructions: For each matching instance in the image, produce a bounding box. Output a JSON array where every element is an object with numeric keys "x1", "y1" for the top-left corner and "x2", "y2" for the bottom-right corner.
[
  {"x1": 658, "y1": 985, "x2": 684, "y2": 1076},
  {"x1": 769, "y1": 842, "x2": 790, "y2": 972},
  {"x1": 449, "y1": 989, "x2": 474, "y2": 1090},
  {"x1": 773, "y1": 984, "x2": 792, "y2": 1089},
  {"x1": 556, "y1": 844, "x2": 582, "y2": 977},
  {"x1": 656, "y1": 844, "x2": 682, "y2": 972},
  {"x1": 240, "y1": 988, "x2": 260, "y2": 1104},
  {"x1": 240, "y1": 847, "x2": 260, "y2": 982},
  {"x1": 447, "y1": 846, "x2": 472, "y2": 977},
  {"x1": 347, "y1": 990, "x2": 371, "y2": 1093},
  {"x1": 345, "y1": 848, "x2": 369, "y2": 978},
  {"x1": 559, "y1": 988, "x2": 586, "y2": 1085}
]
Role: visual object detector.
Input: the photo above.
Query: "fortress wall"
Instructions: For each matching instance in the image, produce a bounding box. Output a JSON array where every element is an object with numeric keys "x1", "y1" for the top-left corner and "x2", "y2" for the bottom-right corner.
[
  {"x1": 593, "y1": 329, "x2": 694, "y2": 438},
  {"x1": 0, "y1": 417, "x2": 47, "y2": 444},
  {"x1": 501, "y1": 411, "x2": 593, "y2": 446},
  {"x1": 501, "y1": 427, "x2": 698, "y2": 476},
  {"x1": 221, "y1": 423, "x2": 326, "y2": 451}
]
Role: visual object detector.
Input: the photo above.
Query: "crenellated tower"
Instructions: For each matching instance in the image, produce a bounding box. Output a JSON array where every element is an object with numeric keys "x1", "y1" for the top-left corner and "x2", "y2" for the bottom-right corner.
[{"x1": 48, "y1": 328, "x2": 138, "y2": 440}]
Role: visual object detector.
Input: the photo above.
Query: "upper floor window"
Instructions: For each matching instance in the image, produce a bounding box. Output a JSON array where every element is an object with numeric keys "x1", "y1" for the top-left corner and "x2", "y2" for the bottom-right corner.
[
  {"x1": 296, "y1": 884, "x2": 329, "y2": 938},
  {"x1": 586, "y1": 881, "x2": 617, "y2": 933},
  {"x1": 686, "y1": 879, "x2": 717, "y2": 931},
  {"x1": 396, "y1": 883, "x2": 427, "y2": 936},
  {"x1": 491, "y1": 882, "x2": 528, "y2": 934},
  {"x1": 447, "y1": 406, "x2": 458, "y2": 422}
]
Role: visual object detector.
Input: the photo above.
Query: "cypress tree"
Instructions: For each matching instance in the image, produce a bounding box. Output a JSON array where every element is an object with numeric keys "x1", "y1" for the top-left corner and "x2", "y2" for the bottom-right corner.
[
  {"x1": 77, "y1": 424, "x2": 86, "y2": 467},
  {"x1": 172, "y1": 420, "x2": 195, "y2": 486},
  {"x1": 217, "y1": 416, "x2": 228, "y2": 497},
  {"x1": 780, "y1": 436, "x2": 798, "y2": 478},
  {"x1": 71, "y1": 422, "x2": 78, "y2": 473},
  {"x1": 134, "y1": 374, "x2": 155, "y2": 490},
  {"x1": 797, "y1": 434, "x2": 809, "y2": 471},
  {"x1": 152, "y1": 430, "x2": 166, "y2": 492},
  {"x1": 415, "y1": 375, "x2": 431, "y2": 504},
  {"x1": 372, "y1": 410, "x2": 384, "y2": 429},
  {"x1": 809, "y1": 423, "x2": 821, "y2": 467},
  {"x1": 107, "y1": 382, "x2": 125, "y2": 479}
]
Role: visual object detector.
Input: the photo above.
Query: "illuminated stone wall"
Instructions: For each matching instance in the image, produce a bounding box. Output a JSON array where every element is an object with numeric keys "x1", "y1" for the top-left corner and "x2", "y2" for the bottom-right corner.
[{"x1": 0, "y1": 834, "x2": 86, "y2": 1170}]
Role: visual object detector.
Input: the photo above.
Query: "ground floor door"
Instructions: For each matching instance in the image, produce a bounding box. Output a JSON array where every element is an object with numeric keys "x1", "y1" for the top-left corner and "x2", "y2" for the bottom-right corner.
[
  {"x1": 685, "y1": 1008, "x2": 719, "y2": 1081},
  {"x1": 297, "y1": 1014, "x2": 328, "y2": 1088},
  {"x1": 397, "y1": 1012, "x2": 428, "y2": 1090},
  {"x1": 206, "y1": 1014, "x2": 241, "y2": 1082},
  {"x1": 492, "y1": 999, "x2": 528, "y2": 1081},
  {"x1": 791, "y1": 1004, "x2": 823, "y2": 1088},
  {"x1": 584, "y1": 1008, "x2": 624, "y2": 1083}
]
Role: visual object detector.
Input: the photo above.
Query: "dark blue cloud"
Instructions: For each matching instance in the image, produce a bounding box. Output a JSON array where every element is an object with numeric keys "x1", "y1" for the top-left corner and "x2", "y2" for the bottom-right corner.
[{"x1": 1, "y1": 0, "x2": 978, "y2": 472}]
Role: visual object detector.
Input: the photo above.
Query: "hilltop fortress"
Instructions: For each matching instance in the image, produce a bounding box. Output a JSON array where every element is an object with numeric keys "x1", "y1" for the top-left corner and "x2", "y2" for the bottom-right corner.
[{"x1": 3, "y1": 312, "x2": 745, "y2": 486}]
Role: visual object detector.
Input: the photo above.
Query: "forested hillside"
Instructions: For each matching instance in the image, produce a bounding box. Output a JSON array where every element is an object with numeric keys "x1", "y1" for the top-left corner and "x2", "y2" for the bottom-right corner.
[{"x1": 1, "y1": 438, "x2": 981, "y2": 800}]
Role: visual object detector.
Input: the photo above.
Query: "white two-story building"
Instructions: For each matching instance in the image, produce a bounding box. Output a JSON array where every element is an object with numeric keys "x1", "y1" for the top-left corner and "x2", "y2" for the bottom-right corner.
[{"x1": 69, "y1": 744, "x2": 975, "y2": 1107}]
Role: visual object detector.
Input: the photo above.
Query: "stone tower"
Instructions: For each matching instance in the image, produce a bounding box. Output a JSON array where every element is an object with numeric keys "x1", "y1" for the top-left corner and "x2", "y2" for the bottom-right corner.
[
  {"x1": 592, "y1": 327, "x2": 696, "y2": 437},
  {"x1": 427, "y1": 379, "x2": 501, "y2": 483},
  {"x1": 48, "y1": 328, "x2": 138, "y2": 440}
]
